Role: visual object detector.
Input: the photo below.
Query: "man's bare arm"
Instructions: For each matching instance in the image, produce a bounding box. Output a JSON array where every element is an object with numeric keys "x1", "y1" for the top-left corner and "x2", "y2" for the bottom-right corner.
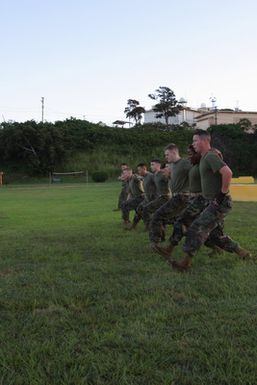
[{"x1": 219, "y1": 165, "x2": 233, "y2": 193}]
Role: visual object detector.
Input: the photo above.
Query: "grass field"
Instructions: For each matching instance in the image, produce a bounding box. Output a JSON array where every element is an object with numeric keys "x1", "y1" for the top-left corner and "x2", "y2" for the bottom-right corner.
[{"x1": 0, "y1": 182, "x2": 257, "y2": 385}]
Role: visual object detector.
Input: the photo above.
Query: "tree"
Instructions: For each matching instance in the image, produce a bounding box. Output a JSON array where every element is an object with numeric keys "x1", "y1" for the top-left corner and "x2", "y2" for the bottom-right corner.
[
  {"x1": 124, "y1": 99, "x2": 145, "y2": 126},
  {"x1": 179, "y1": 121, "x2": 191, "y2": 129},
  {"x1": 0, "y1": 120, "x2": 69, "y2": 174},
  {"x1": 238, "y1": 118, "x2": 252, "y2": 132},
  {"x1": 148, "y1": 86, "x2": 183, "y2": 126}
]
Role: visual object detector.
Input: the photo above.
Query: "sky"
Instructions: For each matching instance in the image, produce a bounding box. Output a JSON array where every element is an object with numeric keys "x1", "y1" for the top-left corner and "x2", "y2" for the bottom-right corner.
[{"x1": 0, "y1": 0, "x2": 257, "y2": 125}]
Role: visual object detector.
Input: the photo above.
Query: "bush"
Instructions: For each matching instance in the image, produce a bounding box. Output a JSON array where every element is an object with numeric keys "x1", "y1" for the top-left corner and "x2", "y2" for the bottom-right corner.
[{"x1": 91, "y1": 171, "x2": 108, "y2": 183}]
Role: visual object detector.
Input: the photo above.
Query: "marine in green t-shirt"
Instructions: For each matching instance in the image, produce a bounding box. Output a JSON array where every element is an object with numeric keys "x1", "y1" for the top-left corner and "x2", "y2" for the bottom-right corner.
[
  {"x1": 137, "y1": 160, "x2": 171, "y2": 229},
  {"x1": 121, "y1": 167, "x2": 145, "y2": 225},
  {"x1": 143, "y1": 172, "x2": 156, "y2": 202},
  {"x1": 164, "y1": 147, "x2": 204, "y2": 253},
  {"x1": 128, "y1": 174, "x2": 144, "y2": 197},
  {"x1": 172, "y1": 130, "x2": 250, "y2": 272},
  {"x1": 170, "y1": 158, "x2": 191, "y2": 194},
  {"x1": 199, "y1": 151, "x2": 226, "y2": 199},
  {"x1": 114, "y1": 163, "x2": 129, "y2": 211},
  {"x1": 189, "y1": 163, "x2": 202, "y2": 193},
  {"x1": 129, "y1": 165, "x2": 157, "y2": 230},
  {"x1": 150, "y1": 144, "x2": 192, "y2": 246},
  {"x1": 154, "y1": 171, "x2": 171, "y2": 197}
]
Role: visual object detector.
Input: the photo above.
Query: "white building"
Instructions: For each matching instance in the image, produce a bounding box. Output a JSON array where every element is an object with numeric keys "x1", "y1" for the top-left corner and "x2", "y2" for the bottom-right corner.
[
  {"x1": 144, "y1": 107, "x2": 200, "y2": 126},
  {"x1": 144, "y1": 105, "x2": 257, "y2": 130}
]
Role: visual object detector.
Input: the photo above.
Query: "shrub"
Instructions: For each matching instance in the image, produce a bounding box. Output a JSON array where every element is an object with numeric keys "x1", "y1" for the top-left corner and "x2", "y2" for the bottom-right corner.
[{"x1": 91, "y1": 171, "x2": 108, "y2": 183}]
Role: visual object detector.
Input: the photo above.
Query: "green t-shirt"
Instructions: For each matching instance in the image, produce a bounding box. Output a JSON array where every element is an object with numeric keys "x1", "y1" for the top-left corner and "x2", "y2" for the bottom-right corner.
[
  {"x1": 170, "y1": 158, "x2": 191, "y2": 193},
  {"x1": 154, "y1": 171, "x2": 171, "y2": 197},
  {"x1": 189, "y1": 164, "x2": 202, "y2": 193},
  {"x1": 199, "y1": 151, "x2": 226, "y2": 199},
  {"x1": 128, "y1": 175, "x2": 144, "y2": 197},
  {"x1": 143, "y1": 172, "x2": 156, "y2": 202}
]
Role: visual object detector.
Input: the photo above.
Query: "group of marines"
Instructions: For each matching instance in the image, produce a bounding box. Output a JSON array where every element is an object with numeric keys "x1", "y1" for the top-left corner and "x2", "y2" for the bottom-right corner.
[{"x1": 114, "y1": 129, "x2": 250, "y2": 272}]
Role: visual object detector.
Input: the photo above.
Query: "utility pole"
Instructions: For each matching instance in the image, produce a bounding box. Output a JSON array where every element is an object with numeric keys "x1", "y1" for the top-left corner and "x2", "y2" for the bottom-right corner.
[
  {"x1": 41, "y1": 97, "x2": 45, "y2": 122},
  {"x1": 210, "y1": 96, "x2": 217, "y2": 125}
]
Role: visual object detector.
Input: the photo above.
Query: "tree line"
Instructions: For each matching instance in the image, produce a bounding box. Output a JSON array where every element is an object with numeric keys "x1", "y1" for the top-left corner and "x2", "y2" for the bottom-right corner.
[{"x1": 0, "y1": 119, "x2": 256, "y2": 178}]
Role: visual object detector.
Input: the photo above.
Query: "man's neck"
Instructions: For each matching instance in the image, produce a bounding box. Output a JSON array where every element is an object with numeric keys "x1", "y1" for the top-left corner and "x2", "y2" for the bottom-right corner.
[
  {"x1": 173, "y1": 156, "x2": 181, "y2": 163},
  {"x1": 201, "y1": 146, "x2": 211, "y2": 156}
]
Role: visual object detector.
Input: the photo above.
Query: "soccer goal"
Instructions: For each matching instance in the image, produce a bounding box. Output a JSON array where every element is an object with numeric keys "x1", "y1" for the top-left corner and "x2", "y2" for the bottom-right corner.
[{"x1": 49, "y1": 170, "x2": 89, "y2": 184}]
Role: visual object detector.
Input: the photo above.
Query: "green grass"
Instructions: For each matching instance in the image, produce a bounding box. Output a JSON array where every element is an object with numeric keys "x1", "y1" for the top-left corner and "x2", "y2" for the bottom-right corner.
[{"x1": 0, "y1": 182, "x2": 257, "y2": 385}]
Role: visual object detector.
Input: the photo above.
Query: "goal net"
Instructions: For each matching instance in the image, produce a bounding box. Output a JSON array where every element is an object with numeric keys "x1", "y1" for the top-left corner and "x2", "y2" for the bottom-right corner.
[{"x1": 49, "y1": 171, "x2": 89, "y2": 184}]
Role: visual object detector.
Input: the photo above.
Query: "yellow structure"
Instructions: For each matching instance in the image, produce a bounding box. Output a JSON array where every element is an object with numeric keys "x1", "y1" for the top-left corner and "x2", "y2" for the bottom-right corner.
[
  {"x1": 231, "y1": 176, "x2": 255, "y2": 184},
  {"x1": 230, "y1": 176, "x2": 257, "y2": 201},
  {"x1": 230, "y1": 184, "x2": 257, "y2": 202}
]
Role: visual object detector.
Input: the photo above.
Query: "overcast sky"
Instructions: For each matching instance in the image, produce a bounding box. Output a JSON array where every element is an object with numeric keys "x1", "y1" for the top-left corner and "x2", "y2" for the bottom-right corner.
[{"x1": 0, "y1": 0, "x2": 256, "y2": 124}]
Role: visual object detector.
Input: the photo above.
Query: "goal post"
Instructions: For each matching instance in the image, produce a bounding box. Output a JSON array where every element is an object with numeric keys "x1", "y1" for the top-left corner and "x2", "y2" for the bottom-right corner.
[{"x1": 49, "y1": 170, "x2": 89, "y2": 184}]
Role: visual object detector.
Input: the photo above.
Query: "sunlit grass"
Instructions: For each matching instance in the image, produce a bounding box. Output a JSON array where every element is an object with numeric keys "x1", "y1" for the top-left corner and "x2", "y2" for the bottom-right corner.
[{"x1": 0, "y1": 182, "x2": 256, "y2": 385}]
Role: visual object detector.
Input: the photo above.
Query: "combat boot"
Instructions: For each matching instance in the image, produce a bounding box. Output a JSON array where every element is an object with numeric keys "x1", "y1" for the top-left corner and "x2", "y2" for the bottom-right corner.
[
  {"x1": 123, "y1": 220, "x2": 131, "y2": 229},
  {"x1": 172, "y1": 254, "x2": 192, "y2": 272},
  {"x1": 235, "y1": 247, "x2": 251, "y2": 259},
  {"x1": 150, "y1": 243, "x2": 172, "y2": 264},
  {"x1": 126, "y1": 222, "x2": 137, "y2": 231},
  {"x1": 163, "y1": 244, "x2": 175, "y2": 256},
  {"x1": 152, "y1": 244, "x2": 175, "y2": 258}
]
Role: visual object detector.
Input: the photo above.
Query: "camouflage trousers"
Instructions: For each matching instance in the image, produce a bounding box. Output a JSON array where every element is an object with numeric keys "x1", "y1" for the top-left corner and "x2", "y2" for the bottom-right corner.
[
  {"x1": 205, "y1": 221, "x2": 239, "y2": 253},
  {"x1": 141, "y1": 195, "x2": 170, "y2": 227},
  {"x1": 118, "y1": 184, "x2": 129, "y2": 209},
  {"x1": 170, "y1": 195, "x2": 208, "y2": 246},
  {"x1": 149, "y1": 194, "x2": 190, "y2": 243},
  {"x1": 132, "y1": 198, "x2": 150, "y2": 226},
  {"x1": 183, "y1": 195, "x2": 239, "y2": 256},
  {"x1": 121, "y1": 196, "x2": 144, "y2": 222}
]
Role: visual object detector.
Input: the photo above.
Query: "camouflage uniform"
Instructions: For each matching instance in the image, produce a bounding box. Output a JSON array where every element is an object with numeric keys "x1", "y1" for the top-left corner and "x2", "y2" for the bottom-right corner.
[
  {"x1": 118, "y1": 180, "x2": 129, "y2": 209},
  {"x1": 149, "y1": 158, "x2": 191, "y2": 243},
  {"x1": 121, "y1": 175, "x2": 144, "y2": 222},
  {"x1": 169, "y1": 163, "x2": 206, "y2": 245},
  {"x1": 170, "y1": 162, "x2": 239, "y2": 254},
  {"x1": 149, "y1": 194, "x2": 190, "y2": 243},
  {"x1": 183, "y1": 151, "x2": 239, "y2": 256},
  {"x1": 204, "y1": 219, "x2": 239, "y2": 253},
  {"x1": 170, "y1": 194, "x2": 208, "y2": 246},
  {"x1": 170, "y1": 195, "x2": 239, "y2": 253},
  {"x1": 142, "y1": 171, "x2": 171, "y2": 228},
  {"x1": 132, "y1": 172, "x2": 156, "y2": 227}
]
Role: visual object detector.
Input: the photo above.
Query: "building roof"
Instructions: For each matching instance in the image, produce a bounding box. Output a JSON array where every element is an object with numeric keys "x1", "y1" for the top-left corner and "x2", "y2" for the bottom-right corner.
[
  {"x1": 144, "y1": 107, "x2": 200, "y2": 114},
  {"x1": 195, "y1": 110, "x2": 257, "y2": 119}
]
